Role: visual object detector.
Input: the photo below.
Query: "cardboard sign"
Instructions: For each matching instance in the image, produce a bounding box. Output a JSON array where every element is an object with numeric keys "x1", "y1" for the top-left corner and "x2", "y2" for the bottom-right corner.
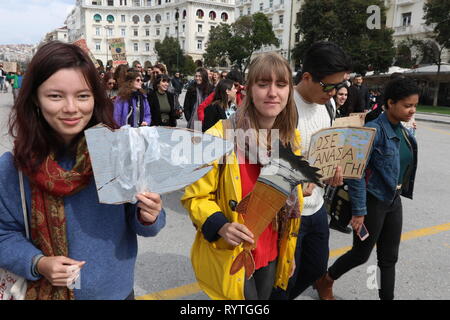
[
  {"x1": 307, "y1": 126, "x2": 376, "y2": 180},
  {"x1": 108, "y1": 38, "x2": 127, "y2": 67},
  {"x1": 73, "y1": 38, "x2": 100, "y2": 68},
  {"x1": 0, "y1": 61, "x2": 18, "y2": 73},
  {"x1": 333, "y1": 114, "x2": 365, "y2": 127}
]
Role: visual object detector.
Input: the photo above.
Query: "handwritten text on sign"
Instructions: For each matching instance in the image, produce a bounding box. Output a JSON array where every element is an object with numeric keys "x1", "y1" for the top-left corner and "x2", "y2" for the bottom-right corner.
[{"x1": 307, "y1": 127, "x2": 376, "y2": 180}]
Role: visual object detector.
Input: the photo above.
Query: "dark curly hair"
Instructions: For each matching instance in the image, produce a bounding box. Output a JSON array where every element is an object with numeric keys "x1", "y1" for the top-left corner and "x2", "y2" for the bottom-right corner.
[{"x1": 383, "y1": 77, "x2": 420, "y2": 109}]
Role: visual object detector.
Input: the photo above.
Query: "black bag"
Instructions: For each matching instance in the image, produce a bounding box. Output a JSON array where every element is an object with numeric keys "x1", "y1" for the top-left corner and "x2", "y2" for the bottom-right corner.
[{"x1": 324, "y1": 183, "x2": 352, "y2": 233}]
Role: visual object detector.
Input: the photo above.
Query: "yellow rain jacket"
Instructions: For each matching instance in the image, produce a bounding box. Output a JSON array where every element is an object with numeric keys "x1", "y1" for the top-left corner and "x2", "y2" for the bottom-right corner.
[{"x1": 181, "y1": 120, "x2": 304, "y2": 300}]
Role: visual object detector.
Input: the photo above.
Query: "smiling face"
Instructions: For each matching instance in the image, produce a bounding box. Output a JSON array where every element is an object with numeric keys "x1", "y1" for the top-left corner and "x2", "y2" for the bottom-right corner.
[
  {"x1": 157, "y1": 79, "x2": 169, "y2": 92},
  {"x1": 387, "y1": 94, "x2": 418, "y2": 124},
  {"x1": 335, "y1": 87, "x2": 348, "y2": 107},
  {"x1": 251, "y1": 71, "x2": 290, "y2": 128},
  {"x1": 133, "y1": 76, "x2": 143, "y2": 90},
  {"x1": 37, "y1": 68, "x2": 94, "y2": 145}
]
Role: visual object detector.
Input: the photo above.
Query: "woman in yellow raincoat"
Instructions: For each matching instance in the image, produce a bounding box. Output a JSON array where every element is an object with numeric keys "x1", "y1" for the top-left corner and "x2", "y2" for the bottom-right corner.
[{"x1": 181, "y1": 53, "x2": 305, "y2": 300}]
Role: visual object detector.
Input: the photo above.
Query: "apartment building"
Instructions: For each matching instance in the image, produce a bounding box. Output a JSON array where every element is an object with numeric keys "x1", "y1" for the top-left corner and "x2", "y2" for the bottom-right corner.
[{"x1": 65, "y1": 0, "x2": 236, "y2": 67}]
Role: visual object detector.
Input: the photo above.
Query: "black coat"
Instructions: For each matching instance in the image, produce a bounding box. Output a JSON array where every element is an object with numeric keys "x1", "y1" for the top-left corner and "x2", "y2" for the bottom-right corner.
[
  {"x1": 183, "y1": 84, "x2": 214, "y2": 122},
  {"x1": 202, "y1": 103, "x2": 227, "y2": 132},
  {"x1": 148, "y1": 90, "x2": 177, "y2": 127}
]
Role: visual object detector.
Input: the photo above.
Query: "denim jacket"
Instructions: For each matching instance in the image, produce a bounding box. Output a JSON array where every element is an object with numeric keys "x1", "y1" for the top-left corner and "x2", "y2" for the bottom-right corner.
[{"x1": 346, "y1": 112, "x2": 418, "y2": 216}]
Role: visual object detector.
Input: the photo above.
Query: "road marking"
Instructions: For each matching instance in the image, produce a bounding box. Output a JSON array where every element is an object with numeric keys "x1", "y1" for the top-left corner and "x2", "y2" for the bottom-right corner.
[{"x1": 136, "y1": 222, "x2": 450, "y2": 300}]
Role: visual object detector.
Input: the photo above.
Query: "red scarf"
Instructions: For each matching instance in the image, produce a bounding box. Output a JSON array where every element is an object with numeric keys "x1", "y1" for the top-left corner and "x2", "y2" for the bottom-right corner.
[{"x1": 25, "y1": 138, "x2": 92, "y2": 300}]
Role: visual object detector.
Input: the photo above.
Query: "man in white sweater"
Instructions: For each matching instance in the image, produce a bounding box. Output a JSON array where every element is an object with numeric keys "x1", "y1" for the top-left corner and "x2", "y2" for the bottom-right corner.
[{"x1": 271, "y1": 41, "x2": 352, "y2": 300}]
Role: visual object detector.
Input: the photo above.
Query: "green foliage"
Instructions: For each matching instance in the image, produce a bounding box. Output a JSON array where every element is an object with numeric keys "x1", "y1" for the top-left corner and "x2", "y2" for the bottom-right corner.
[
  {"x1": 423, "y1": 0, "x2": 450, "y2": 49},
  {"x1": 204, "y1": 13, "x2": 278, "y2": 74},
  {"x1": 293, "y1": 0, "x2": 395, "y2": 74},
  {"x1": 154, "y1": 36, "x2": 184, "y2": 74},
  {"x1": 394, "y1": 41, "x2": 415, "y2": 68},
  {"x1": 181, "y1": 55, "x2": 197, "y2": 75}
]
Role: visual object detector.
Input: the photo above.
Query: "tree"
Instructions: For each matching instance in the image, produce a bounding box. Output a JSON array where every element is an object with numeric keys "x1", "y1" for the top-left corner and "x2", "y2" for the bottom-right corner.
[
  {"x1": 394, "y1": 41, "x2": 415, "y2": 68},
  {"x1": 204, "y1": 13, "x2": 279, "y2": 75},
  {"x1": 154, "y1": 36, "x2": 184, "y2": 74},
  {"x1": 292, "y1": 0, "x2": 395, "y2": 75},
  {"x1": 180, "y1": 55, "x2": 197, "y2": 75},
  {"x1": 422, "y1": 0, "x2": 450, "y2": 106}
]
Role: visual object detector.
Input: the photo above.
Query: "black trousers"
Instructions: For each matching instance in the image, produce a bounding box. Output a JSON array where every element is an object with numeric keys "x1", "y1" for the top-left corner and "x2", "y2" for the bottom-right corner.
[
  {"x1": 328, "y1": 192, "x2": 403, "y2": 300},
  {"x1": 244, "y1": 260, "x2": 277, "y2": 300}
]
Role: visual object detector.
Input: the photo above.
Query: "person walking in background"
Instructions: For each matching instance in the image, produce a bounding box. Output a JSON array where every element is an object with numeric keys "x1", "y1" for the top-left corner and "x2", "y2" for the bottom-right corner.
[
  {"x1": 197, "y1": 70, "x2": 245, "y2": 123},
  {"x1": 315, "y1": 77, "x2": 419, "y2": 300},
  {"x1": 103, "y1": 72, "x2": 118, "y2": 101},
  {"x1": 12, "y1": 71, "x2": 23, "y2": 104},
  {"x1": 0, "y1": 64, "x2": 6, "y2": 93},
  {"x1": 171, "y1": 72, "x2": 183, "y2": 96},
  {"x1": 0, "y1": 41, "x2": 165, "y2": 300},
  {"x1": 148, "y1": 74, "x2": 178, "y2": 127},
  {"x1": 353, "y1": 74, "x2": 370, "y2": 112},
  {"x1": 113, "y1": 70, "x2": 151, "y2": 127},
  {"x1": 202, "y1": 79, "x2": 237, "y2": 132},
  {"x1": 183, "y1": 67, "x2": 214, "y2": 128},
  {"x1": 181, "y1": 53, "x2": 304, "y2": 300},
  {"x1": 271, "y1": 41, "x2": 351, "y2": 301}
]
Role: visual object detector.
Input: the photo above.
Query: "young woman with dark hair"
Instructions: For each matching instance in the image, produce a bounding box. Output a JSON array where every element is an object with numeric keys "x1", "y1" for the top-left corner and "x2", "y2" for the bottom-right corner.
[
  {"x1": 103, "y1": 72, "x2": 118, "y2": 101},
  {"x1": 148, "y1": 74, "x2": 178, "y2": 127},
  {"x1": 183, "y1": 67, "x2": 214, "y2": 128},
  {"x1": 316, "y1": 77, "x2": 419, "y2": 300},
  {"x1": 0, "y1": 41, "x2": 166, "y2": 300},
  {"x1": 113, "y1": 70, "x2": 151, "y2": 127},
  {"x1": 202, "y1": 79, "x2": 237, "y2": 132}
]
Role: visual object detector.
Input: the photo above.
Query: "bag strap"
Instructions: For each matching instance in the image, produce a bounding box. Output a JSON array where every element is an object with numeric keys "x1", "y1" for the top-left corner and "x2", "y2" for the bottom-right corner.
[{"x1": 18, "y1": 171, "x2": 30, "y2": 240}]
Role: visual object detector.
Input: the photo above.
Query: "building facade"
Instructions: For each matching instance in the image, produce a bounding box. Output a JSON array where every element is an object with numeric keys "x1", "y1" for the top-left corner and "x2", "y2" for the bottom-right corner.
[
  {"x1": 385, "y1": 0, "x2": 449, "y2": 63},
  {"x1": 235, "y1": 0, "x2": 299, "y2": 68},
  {"x1": 65, "y1": 0, "x2": 236, "y2": 67}
]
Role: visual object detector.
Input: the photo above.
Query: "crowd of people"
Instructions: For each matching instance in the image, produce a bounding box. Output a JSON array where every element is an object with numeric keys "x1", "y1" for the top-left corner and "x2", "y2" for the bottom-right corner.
[{"x1": 0, "y1": 40, "x2": 419, "y2": 301}]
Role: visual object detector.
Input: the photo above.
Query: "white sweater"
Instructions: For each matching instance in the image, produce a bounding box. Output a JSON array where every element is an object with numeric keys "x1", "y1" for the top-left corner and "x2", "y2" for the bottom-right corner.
[{"x1": 294, "y1": 89, "x2": 332, "y2": 216}]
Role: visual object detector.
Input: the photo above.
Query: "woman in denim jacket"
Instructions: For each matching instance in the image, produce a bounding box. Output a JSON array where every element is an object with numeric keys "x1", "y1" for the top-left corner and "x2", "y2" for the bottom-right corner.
[{"x1": 315, "y1": 77, "x2": 419, "y2": 300}]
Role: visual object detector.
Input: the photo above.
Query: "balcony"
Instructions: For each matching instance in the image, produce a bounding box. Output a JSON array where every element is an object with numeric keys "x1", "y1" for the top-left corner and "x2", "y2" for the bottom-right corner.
[
  {"x1": 196, "y1": 32, "x2": 206, "y2": 38},
  {"x1": 273, "y1": 23, "x2": 284, "y2": 31},
  {"x1": 274, "y1": 4, "x2": 285, "y2": 12}
]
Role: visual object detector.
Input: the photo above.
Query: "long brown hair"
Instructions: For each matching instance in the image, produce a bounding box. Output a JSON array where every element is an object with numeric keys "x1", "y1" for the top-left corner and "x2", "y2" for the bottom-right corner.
[
  {"x1": 8, "y1": 41, "x2": 117, "y2": 173},
  {"x1": 117, "y1": 70, "x2": 145, "y2": 101},
  {"x1": 237, "y1": 53, "x2": 299, "y2": 149}
]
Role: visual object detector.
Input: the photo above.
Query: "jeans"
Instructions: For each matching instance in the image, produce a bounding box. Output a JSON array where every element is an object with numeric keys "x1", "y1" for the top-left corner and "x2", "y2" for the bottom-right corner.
[
  {"x1": 328, "y1": 192, "x2": 403, "y2": 300},
  {"x1": 270, "y1": 204, "x2": 330, "y2": 300},
  {"x1": 244, "y1": 259, "x2": 277, "y2": 300}
]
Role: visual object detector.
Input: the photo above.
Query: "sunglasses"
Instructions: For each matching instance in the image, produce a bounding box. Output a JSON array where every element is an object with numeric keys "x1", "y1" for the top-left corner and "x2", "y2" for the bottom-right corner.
[{"x1": 319, "y1": 81, "x2": 344, "y2": 93}]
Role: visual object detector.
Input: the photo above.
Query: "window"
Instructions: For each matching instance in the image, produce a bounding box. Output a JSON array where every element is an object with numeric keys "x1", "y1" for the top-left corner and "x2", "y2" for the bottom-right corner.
[
  {"x1": 166, "y1": 12, "x2": 170, "y2": 21},
  {"x1": 145, "y1": 43, "x2": 150, "y2": 51},
  {"x1": 145, "y1": 28, "x2": 150, "y2": 36},
  {"x1": 94, "y1": 14, "x2": 102, "y2": 22},
  {"x1": 121, "y1": 28, "x2": 126, "y2": 36},
  {"x1": 209, "y1": 11, "x2": 216, "y2": 20},
  {"x1": 198, "y1": 24, "x2": 203, "y2": 33},
  {"x1": 155, "y1": 14, "x2": 161, "y2": 23},
  {"x1": 247, "y1": 8, "x2": 251, "y2": 15},
  {"x1": 402, "y1": 12, "x2": 412, "y2": 26},
  {"x1": 279, "y1": 14, "x2": 283, "y2": 25},
  {"x1": 269, "y1": 0, "x2": 273, "y2": 8},
  {"x1": 132, "y1": 15, "x2": 140, "y2": 24},
  {"x1": 259, "y1": 3, "x2": 263, "y2": 11},
  {"x1": 95, "y1": 27, "x2": 101, "y2": 36},
  {"x1": 146, "y1": 0, "x2": 151, "y2": 5},
  {"x1": 134, "y1": 0, "x2": 140, "y2": 6},
  {"x1": 107, "y1": 28, "x2": 113, "y2": 36},
  {"x1": 119, "y1": 0, "x2": 127, "y2": 5},
  {"x1": 166, "y1": 27, "x2": 170, "y2": 36},
  {"x1": 133, "y1": 29, "x2": 138, "y2": 36},
  {"x1": 182, "y1": 40, "x2": 185, "y2": 49},
  {"x1": 92, "y1": 0, "x2": 101, "y2": 5},
  {"x1": 95, "y1": 42, "x2": 101, "y2": 51},
  {"x1": 182, "y1": 10, "x2": 187, "y2": 19},
  {"x1": 144, "y1": 15, "x2": 151, "y2": 23},
  {"x1": 108, "y1": 0, "x2": 114, "y2": 5},
  {"x1": 197, "y1": 40, "x2": 203, "y2": 50},
  {"x1": 182, "y1": 24, "x2": 185, "y2": 32},
  {"x1": 121, "y1": 15, "x2": 126, "y2": 23},
  {"x1": 221, "y1": 12, "x2": 228, "y2": 22},
  {"x1": 107, "y1": 15, "x2": 115, "y2": 23},
  {"x1": 196, "y1": 10, "x2": 204, "y2": 19},
  {"x1": 134, "y1": 43, "x2": 139, "y2": 51},
  {"x1": 156, "y1": 28, "x2": 160, "y2": 36}
]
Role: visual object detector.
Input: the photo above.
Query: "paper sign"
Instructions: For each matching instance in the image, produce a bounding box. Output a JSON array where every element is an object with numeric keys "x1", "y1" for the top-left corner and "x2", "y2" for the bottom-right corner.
[
  {"x1": 333, "y1": 114, "x2": 365, "y2": 127},
  {"x1": 307, "y1": 126, "x2": 376, "y2": 180},
  {"x1": 108, "y1": 38, "x2": 127, "y2": 67},
  {"x1": 85, "y1": 125, "x2": 234, "y2": 204},
  {"x1": 73, "y1": 38, "x2": 100, "y2": 68}
]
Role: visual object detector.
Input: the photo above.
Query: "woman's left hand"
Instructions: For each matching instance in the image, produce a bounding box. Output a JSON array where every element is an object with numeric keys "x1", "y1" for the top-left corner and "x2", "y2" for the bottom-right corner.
[{"x1": 136, "y1": 192, "x2": 162, "y2": 223}]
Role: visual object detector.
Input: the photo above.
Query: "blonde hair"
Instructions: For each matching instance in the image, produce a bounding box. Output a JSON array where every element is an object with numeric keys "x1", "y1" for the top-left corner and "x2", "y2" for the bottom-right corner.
[{"x1": 237, "y1": 53, "x2": 298, "y2": 149}]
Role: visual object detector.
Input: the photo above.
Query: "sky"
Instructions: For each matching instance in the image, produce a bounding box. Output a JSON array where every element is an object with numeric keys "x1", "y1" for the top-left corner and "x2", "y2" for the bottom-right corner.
[{"x1": 0, "y1": 0, "x2": 75, "y2": 45}]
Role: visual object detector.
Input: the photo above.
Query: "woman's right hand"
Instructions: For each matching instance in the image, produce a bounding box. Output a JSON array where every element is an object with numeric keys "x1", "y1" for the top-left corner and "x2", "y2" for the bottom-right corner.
[
  {"x1": 218, "y1": 222, "x2": 254, "y2": 247},
  {"x1": 37, "y1": 256, "x2": 86, "y2": 287}
]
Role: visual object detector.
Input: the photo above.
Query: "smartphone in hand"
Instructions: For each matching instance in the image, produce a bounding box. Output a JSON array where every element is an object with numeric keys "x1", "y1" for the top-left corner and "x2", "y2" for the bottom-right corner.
[{"x1": 358, "y1": 223, "x2": 369, "y2": 241}]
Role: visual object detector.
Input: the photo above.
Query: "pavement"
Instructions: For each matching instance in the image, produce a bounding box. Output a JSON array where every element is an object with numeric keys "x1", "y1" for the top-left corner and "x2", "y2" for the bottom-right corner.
[{"x1": 415, "y1": 112, "x2": 450, "y2": 125}]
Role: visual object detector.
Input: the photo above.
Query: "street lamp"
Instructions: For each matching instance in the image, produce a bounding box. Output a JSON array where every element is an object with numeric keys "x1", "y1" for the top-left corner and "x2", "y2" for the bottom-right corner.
[
  {"x1": 175, "y1": 7, "x2": 180, "y2": 72},
  {"x1": 104, "y1": 26, "x2": 111, "y2": 68}
]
